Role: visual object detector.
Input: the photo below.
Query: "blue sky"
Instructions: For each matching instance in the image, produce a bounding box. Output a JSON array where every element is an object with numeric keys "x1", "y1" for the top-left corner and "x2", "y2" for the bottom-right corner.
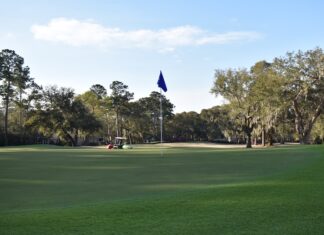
[{"x1": 1, "y1": 0, "x2": 323, "y2": 112}]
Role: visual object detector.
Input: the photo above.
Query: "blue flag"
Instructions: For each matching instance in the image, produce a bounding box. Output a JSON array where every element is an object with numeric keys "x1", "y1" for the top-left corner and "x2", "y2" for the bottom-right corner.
[{"x1": 157, "y1": 71, "x2": 167, "y2": 92}]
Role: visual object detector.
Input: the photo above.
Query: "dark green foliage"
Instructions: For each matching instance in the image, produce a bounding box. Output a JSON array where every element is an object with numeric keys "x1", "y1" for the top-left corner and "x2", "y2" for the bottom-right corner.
[
  {"x1": 200, "y1": 106, "x2": 231, "y2": 141},
  {"x1": 0, "y1": 50, "x2": 25, "y2": 145},
  {"x1": 273, "y1": 48, "x2": 324, "y2": 144},
  {"x1": 109, "y1": 81, "x2": 134, "y2": 137},
  {"x1": 211, "y1": 69, "x2": 257, "y2": 148},
  {"x1": 167, "y1": 111, "x2": 206, "y2": 141},
  {"x1": 0, "y1": 49, "x2": 40, "y2": 146},
  {"x1": 211, "y1": 48, "x2": 323, "y2": 146},
  {"x1": 26, "y1": 86, "x2": 101, "y2": 146},
  {"x1": 90, "y1": 84, "x2": 107, "y2": 99},
  {"x1": 133, "y1": 91, "x2": 174, "y2": 142}
]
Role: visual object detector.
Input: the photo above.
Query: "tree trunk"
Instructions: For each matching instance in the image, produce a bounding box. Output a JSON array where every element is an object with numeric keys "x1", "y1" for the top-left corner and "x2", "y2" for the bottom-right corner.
[
  {"x1": 19, "y1": 90, "x2": 24, "y2": 144},
  {"x1": 67, "y1": 134, "x2": 76, "y2": 146},
  {"x1": 267, "y1": 128, "x2": 274, "y2": 146},
  {"x1": 107, "y1": 121, "x2": 110, "y2": 142},
  {"x1": 246, "y1": 132, "x2": 252, "y2": 148},
  {"x1": 244, "y1": 116, "x2": 253, "y2": 148},
  {"x1": 299, "y1": 131, "x2": 311, "y2": 144},
  {"x1": 4, "y1": 96, "x2": 9, "y2": 146},
  {"x1": 293, "y1": 100, "x2": 322, "y2": 145},
  {"x1": 74, "y1": 130, "x2": 79, "y2": 146},
  {"x1": 268, "y1": 136, "x2": 274, "y2": 146},
  {"x1": 115, "y1": 111, "x2": 119, "y2": 137},
  {"x1": 296, "y1": 116, "x2": 319, "y2": 144},
  {"x1": 19, "y1": 91, "x2": 22, "y2": 127},
  {"x1": 261, "y1": 128, "x2": 265, "y2": 146},
  {"x1": 62, "y1": 129, "x2": 76, "y2": 146}
]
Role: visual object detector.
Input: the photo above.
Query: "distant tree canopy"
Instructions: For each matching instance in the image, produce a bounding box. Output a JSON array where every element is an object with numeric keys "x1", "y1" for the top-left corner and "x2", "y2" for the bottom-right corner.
[
  {"x1": 273, "y1": 48, "x2": 324, "y2": 144},
  {"x1": 26, "y1": 86, "x2": 101, "y2": 146},
  {"x1": 0, "y1": 47, "x2": 323, "y2": 146},
  {"x1": 0, "y1": 49, "x2": 39, "y2": 145},
  {"x1": 211, "y1": 47, "x2": 324, "y2": 147}
]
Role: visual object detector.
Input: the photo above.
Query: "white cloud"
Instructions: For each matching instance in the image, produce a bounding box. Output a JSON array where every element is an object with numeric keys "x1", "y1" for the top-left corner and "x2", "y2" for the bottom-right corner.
[
  {"x1": 197, "y1": 32, "x2": 261, "y2": 45},
  {"x1": 0, "y1": 32, "x2": 16, "y2": 39},
  {"x1": 5, "y1": 32, "x2": 16, "y2": 39},
  {"x1": 31, "y1": 18, "x2": 262, "y2": 51}
]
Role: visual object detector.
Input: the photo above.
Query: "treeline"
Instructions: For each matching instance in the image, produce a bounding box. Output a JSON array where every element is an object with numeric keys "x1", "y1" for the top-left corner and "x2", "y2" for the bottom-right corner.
[
  {"x1": 211, "y1": 47, "x2": 324, "y2": 147},
  {"x1": 0, "y1": 48, "x2": 323, "y2": 147}
]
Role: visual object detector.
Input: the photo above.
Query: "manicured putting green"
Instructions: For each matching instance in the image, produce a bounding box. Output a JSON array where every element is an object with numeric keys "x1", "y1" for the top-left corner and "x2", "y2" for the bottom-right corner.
[{"x1": 0, "y1": 145, "x2": 323, "y2": 234}]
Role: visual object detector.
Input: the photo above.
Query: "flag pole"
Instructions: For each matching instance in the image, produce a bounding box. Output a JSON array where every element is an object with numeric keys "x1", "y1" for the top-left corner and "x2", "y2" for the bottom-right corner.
[
  {"x1": 160, "y1": 87, "x2": 163, "y2": 144},
  {"x1": 157, "y1": 70, "x2": 166, "y2": 147}
]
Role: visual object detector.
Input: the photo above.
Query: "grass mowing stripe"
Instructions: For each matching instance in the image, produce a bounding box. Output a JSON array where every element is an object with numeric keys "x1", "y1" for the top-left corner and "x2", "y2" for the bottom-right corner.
[{"x1": 0, "y1": 145, "x2": 323, "y2": 234}]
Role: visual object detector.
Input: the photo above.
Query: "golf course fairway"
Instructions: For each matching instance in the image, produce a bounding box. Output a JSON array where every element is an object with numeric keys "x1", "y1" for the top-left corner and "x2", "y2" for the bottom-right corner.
[{"x1": 0, "y1": 145, "x2": 323, "y2": 234}]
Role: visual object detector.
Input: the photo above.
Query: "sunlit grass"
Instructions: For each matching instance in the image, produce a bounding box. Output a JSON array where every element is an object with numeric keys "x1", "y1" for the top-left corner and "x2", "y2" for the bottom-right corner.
[{"x1": 0, "y1": 144, "x2": 323, "y2": 234}]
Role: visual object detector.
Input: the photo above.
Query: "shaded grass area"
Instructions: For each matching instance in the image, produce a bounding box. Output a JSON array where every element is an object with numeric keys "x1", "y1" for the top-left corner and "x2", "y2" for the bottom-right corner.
[{"x1": 0, "y1": 145, "x2": 323, "y2": 234}]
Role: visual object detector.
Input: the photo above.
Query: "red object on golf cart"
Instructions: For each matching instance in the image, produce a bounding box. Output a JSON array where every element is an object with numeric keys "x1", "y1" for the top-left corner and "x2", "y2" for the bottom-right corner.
[{"x1": 106, "y1": 143, "x2": 114, "y2": 149}]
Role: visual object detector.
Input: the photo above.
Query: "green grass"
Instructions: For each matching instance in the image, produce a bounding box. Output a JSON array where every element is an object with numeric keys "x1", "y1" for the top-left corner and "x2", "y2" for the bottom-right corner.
[{"x1": 0, "y1": 145, "x2": 323, "y2": 234}]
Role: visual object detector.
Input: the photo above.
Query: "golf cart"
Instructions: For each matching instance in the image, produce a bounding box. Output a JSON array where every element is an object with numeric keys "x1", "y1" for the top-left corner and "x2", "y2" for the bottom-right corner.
[{"x1": 113, "y1": 137, "x2": 133, "y2": 149}]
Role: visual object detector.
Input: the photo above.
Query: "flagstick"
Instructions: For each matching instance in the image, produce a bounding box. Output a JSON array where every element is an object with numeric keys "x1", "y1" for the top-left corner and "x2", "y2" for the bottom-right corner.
[
  {"x1": 160, "y1": 88, "x2": 163, "y2": 144},
  {"x1": 160, "y1": 88, "x2": 164, "y2": 157},
  {"x1": 157, "y1": 71, "x2": 166, "y2": 157}
]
